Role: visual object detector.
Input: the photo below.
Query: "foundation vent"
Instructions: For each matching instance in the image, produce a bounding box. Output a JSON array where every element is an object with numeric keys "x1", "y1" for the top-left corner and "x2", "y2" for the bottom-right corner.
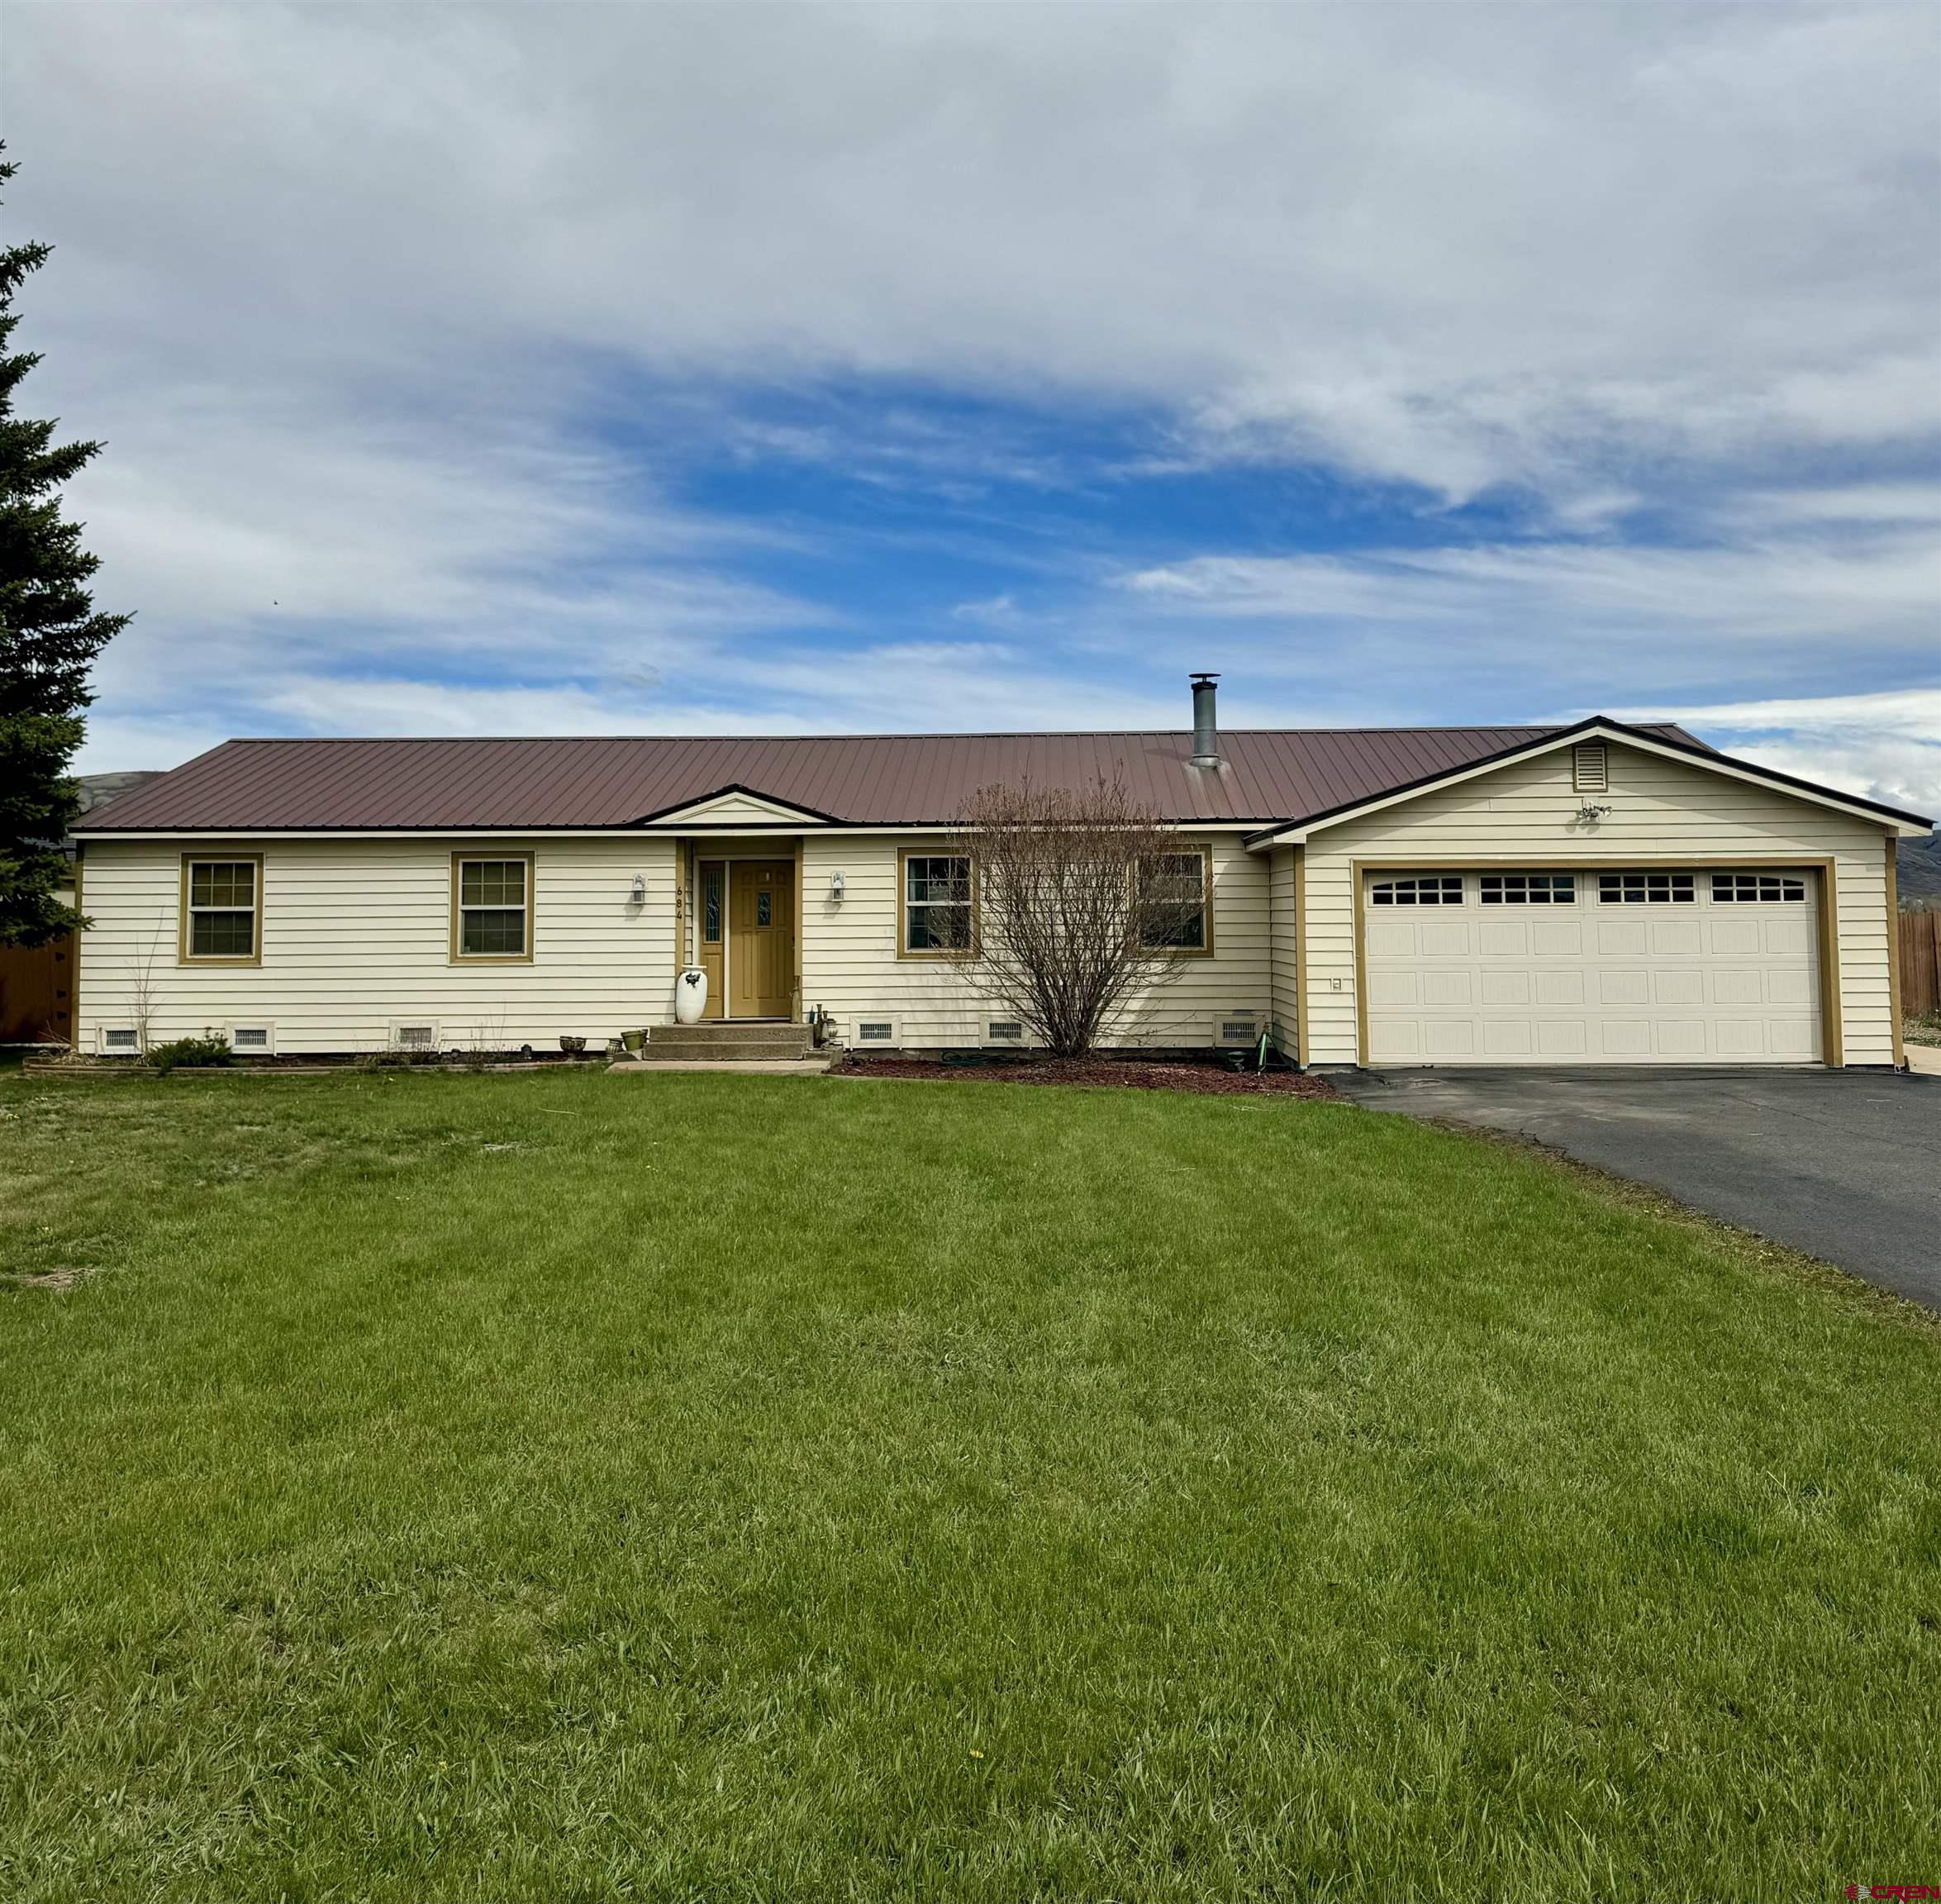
[
  {"x1": 857, "y1": 1019, "x2": 897, "y2": 1045},
  {"x1": 987, "y1": 1021, "x2": 1023, "y2": 1044},
  {"x1": 1213, "y1": 1011, "x2": 1262, "y2": 1049}
]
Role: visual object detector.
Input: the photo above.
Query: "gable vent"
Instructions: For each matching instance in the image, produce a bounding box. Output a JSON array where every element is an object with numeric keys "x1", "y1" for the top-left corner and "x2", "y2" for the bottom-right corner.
[{"x1": 1572, "y1": 741, "x2": 1609, "y2": 793}]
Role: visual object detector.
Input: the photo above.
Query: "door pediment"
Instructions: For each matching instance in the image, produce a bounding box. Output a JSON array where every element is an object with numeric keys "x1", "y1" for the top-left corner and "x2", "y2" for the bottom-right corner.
[{"x1": 637, "y1": 785, "x2": 836, "y2": 829}]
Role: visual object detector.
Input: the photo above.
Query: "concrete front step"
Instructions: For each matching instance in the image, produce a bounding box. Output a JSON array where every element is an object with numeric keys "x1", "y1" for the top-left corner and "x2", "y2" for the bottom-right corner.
[
  {"x1": 634, "y1": 1045, "x2": 815, "y2": 1062},
  {"x1": 611, "y1": 1056, "x2": 830, "y2": 1075},
  {"x1": 635, "y1": 1023, "x2": 814, "y2": 1061}
]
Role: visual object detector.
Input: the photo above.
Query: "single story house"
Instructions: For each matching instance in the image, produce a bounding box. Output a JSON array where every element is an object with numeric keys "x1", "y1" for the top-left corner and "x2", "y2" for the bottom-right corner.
[{"x1": 71, "y1": 678, "x2": 1932, "y2": 1069}]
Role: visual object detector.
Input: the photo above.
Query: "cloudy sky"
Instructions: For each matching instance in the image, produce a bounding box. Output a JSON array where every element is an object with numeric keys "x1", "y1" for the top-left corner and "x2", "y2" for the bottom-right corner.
[{"x1": 9, "y1": 3, "x2": 1940, "y2": 808}]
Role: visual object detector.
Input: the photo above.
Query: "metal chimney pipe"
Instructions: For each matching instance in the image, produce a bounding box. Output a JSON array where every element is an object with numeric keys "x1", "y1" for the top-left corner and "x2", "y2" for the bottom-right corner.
[{"x1": 1190, "y1": 673, "x2": 1220, "y2": 767}]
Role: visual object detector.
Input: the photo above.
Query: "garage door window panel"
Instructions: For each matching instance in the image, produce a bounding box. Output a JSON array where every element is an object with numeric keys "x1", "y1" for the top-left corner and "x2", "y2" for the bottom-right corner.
[
  {"x1": 1370, "y1": 874, "x2": 1463, "y2": 906},
  {"x1": 1481, "y1": 873, "x2": 1575, "y2": 905},
  {"x1": 1712, "y1": 872, "x2": 1805, "y2": 903},
  {"x1": 1598, "y1": 871, "x2": 1695, "y2": 905}
]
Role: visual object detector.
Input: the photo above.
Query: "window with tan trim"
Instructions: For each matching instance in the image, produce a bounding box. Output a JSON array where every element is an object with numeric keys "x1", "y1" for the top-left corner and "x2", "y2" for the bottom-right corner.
[
  {"x1": 451, "y1": 854, "x2": 534, "y2": 960},
  {"x1": 1136, "y1": 845, "x2": 1213, "y2": 953},
  {"x1": 900, "y1": 852, "x2": 973, "y2": 955},
  {"x1": 181, "y1": 855, "x2": 262, "y2": 963}
]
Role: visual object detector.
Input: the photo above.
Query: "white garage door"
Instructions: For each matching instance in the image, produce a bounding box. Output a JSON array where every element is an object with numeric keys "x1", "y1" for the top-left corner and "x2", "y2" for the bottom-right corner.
[{"x1": 1363, "y1": 867, "x2": 1823, "y2": 1065}]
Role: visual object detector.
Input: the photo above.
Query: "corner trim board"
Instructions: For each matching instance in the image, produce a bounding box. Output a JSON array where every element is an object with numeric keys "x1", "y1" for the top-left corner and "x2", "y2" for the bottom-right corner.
[
  {"x1": 1292, "y1": 845, "x2": 1310, "y2": 1069},
  {"x1": 1887, "y1": 838, "x2": 1905, "y2": 1070}
]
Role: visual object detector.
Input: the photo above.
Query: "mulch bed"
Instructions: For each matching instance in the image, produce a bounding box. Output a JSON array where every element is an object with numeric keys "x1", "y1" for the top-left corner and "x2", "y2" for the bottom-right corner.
[{"x1": 835, "y1": 1054, "x2": 1336, "y2": 1098}]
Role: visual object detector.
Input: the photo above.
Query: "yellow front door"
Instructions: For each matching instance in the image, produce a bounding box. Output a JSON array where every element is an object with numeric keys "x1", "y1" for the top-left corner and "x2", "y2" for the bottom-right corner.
[{"x1": 729, "y1": 860, "x2": 795, "y2": 1019}]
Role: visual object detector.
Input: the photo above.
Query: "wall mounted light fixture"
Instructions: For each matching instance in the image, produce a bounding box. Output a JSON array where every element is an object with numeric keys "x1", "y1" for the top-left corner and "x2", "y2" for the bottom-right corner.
[
  {"x1": 630, "y1": 874, "x2": 647, "y2": 903},
  {"x1": 830, "y1": 871, "x2": 846, "y2": 903}
]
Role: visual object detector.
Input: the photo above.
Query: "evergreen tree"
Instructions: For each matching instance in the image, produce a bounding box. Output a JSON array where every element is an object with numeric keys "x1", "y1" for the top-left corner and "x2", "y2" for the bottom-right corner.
[{"x1": 0, "y1": 148, "x2": 131, "y2": 946}]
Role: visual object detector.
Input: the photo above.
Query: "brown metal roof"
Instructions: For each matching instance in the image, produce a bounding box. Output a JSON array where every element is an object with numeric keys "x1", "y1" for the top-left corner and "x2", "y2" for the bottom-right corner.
[{"x1": 77, "y1": 721, "x2": 1717, "y2": 834}]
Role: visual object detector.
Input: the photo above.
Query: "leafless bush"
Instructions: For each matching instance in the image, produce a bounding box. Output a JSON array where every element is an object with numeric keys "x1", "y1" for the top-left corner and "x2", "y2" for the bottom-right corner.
[
  {"x1": 944, "y1": 776, "x2": 1209, "y2": 1058},
  {"x1": 127, "y1": 913, "x2": 166, "y2": 1053}
]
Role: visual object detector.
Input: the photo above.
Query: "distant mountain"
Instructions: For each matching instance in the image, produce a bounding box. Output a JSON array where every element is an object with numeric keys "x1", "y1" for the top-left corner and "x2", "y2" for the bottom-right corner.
[
  {"x1": 74, "y1": 771, "x2": 164, "y2": 821},
  {"x1": 1901, "y1": 833, "x2": 1941, "y2": 907}
]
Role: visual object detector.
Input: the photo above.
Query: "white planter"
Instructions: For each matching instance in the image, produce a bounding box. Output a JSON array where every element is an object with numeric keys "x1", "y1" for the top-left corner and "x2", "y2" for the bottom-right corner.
[{"x1": 674, "y1": 968, "x2": 708, "y2": 1025}]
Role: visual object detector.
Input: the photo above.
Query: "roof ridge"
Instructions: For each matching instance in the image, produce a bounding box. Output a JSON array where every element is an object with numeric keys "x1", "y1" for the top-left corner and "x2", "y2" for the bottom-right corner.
[{"x1": 216, "y1": 722, "x2": 1581, "y2": 746}]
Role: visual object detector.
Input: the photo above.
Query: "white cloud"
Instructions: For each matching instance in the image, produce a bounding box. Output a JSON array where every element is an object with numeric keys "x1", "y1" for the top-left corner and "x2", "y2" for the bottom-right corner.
[
  {"x1": 1610, "y1": 688, "x2": 1941, "y2": 734},
  {"x1": 1120, "y1": 531, "x2": 1939, "y2": 691},
  {"x1": 61, "y1": 393, "x2": 835, "y2": 757},
  {"x1": 715, "y1": 641, "x2": 1180, "y2": 733},
  {"x1": 1602, "y1": 688, "x2": 1941, "y2": 818},
  {"x1": 952, "y1": 594, "x2": 1021, "y2": 626},
  {"x1": 15, "y1": 4, "x2": 1939, "y2": 506},
  {"x1": 1719, "y1": 483, "x2": 1941, "y2": 529},
  {"x1": 69, "y1": 642, "x2": 1185, "y2": 775},
  {"x1": 71, "y1": 712, "x2": 233, "y2": 778},
  {"x1": 8, "y1": 3, "x2": 1939, "y2": 762}
]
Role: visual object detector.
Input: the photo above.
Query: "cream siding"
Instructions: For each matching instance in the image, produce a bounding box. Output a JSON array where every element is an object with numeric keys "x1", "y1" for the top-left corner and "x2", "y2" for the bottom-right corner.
[
  {"x1": 800, "y1": 833, "x2": 1270, "y2": 1049},
  {"x1": 1268, "y1": 847, "x2": 1300, "y2": 1059},
  {"x1": 77, "y1": 835, "x2": 679, "y2": 1053},
  {"x1": 1297, "y1": 740, "x2": 1896, "y2": 1067}
]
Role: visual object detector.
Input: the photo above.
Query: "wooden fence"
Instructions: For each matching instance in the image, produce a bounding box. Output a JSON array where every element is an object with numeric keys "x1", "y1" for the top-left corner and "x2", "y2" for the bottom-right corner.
[
  {"x1": 1901, "y1": 908, "x2": 1941, "y2": 1021},
  {"x1": 0, "y1": 931, "x2": 77, "y2": 1045}
]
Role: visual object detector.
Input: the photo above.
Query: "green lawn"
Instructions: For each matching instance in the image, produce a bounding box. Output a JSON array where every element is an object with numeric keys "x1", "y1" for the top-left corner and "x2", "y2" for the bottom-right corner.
[{"x1": 2, "y1": 1069, "x2": 1937, "y2": 1901}]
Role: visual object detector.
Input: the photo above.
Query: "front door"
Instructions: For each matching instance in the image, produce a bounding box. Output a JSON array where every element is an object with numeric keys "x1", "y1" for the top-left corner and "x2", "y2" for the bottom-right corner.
[{"x1": 729, "y1": 860, "x2": 796, "y2": 1019}]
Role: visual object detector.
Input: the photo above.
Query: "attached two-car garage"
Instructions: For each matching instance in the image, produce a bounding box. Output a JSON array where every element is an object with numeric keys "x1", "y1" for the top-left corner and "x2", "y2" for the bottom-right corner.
[{"x1": 1362, "y1": 865, "x2": 1825, "y2": 1065}]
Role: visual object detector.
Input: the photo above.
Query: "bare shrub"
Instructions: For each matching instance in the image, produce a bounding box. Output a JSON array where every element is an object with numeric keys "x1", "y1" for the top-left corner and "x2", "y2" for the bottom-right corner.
[
  {"x1": 944, "y1": 776, "x2": 1209, "y2": 1059},
  {"x1": 127, "y1": 913, "x2": 166, "y2": 1052}
]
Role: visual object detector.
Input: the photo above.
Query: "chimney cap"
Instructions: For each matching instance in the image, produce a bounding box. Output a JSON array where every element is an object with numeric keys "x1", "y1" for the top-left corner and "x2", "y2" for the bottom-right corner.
[{"x1": 1189, "y1": 673, "x2": 1220, "y2": 769}]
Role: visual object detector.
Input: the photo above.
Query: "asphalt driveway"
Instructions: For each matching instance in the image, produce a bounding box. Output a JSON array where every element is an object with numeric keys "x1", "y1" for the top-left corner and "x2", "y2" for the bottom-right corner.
[{"x1": 1327, "y1": 1068, "x2": 1941, "y2": 1308}]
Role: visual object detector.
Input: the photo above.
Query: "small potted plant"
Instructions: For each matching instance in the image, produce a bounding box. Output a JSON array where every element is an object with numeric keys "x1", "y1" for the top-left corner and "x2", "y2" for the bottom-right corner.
[
  {"x1": 621, "y1": 1028, "x2": 645, "y2": 1054},
  {"x1": 559, "y1": 1034, "x2": 586, "y2": 1057}
]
